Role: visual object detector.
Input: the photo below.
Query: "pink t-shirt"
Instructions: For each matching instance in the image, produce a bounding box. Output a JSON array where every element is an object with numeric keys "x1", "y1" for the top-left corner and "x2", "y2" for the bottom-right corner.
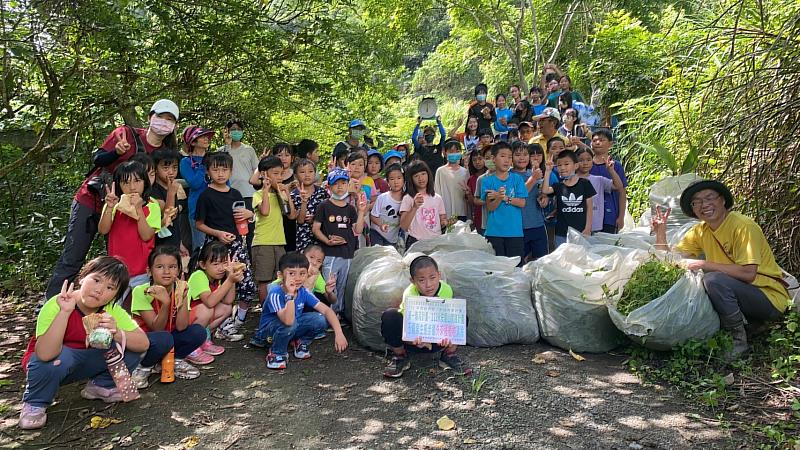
[{"x1": 400, "y1": 193, "x2": 446, "y2": 241}]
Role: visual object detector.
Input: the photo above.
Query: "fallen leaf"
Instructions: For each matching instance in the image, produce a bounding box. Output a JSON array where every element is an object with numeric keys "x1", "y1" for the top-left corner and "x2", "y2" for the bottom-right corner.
[
  {"x1": 463, "y1": 438, "x2": 479, "y2": 444},
  {"x1": 723, "y1": 373, "x2": 735, "y2": 386},
  {"x1": 532, "y1": 354, "x2": 546, "y2": 364},
  {"x1": 545, "y1": 370, "x2": 560, "y2": 378},
  {"x1": 89, "y1": 416, "x2": 123, "y2": 429},
  {"x1": 569, "y1": 350, "x2": 586, "y2": 362},
  {"x1": 247, "y1": 380, "x2": 268, "y2": 388},
  {"x1": 436, "y1": 415, "x2": 456, "y2": 431},
  {"x1": 182, "y1": 436, "x2": 200, "y2": 448},
  {"x1": 119, "y1": 436, "x2": 134, "y2": 447}
]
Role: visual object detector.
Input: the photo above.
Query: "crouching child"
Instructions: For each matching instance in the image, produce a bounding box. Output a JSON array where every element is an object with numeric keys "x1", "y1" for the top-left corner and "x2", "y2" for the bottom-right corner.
[
  {"x1": 251, "y1": 252, "x2": 348, "y2": 370},
  {"x1": 381, "y1": 255, "x2": 471, "y2": 378}
]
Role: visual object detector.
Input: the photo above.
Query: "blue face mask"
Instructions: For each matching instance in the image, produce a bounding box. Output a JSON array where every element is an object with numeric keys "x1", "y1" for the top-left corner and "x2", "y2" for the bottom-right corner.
[
  {"x1": 559, "y1": 173, "x2": 577, "y2": 181},
  {"x1": 230, "y1": 130, "x2": 244, "y2": 142},
  {"x1": 447, "y1": 153, "x2": 462, "y2": 164},
  {"x1": 476, "y1": 94, "x2": 487, "y2": 102}
]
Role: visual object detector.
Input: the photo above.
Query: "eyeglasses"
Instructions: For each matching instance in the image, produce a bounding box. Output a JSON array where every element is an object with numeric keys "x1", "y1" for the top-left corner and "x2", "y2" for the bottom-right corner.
[{"x1": 690, "y1": 194, "x2": 721, "y2": 208}]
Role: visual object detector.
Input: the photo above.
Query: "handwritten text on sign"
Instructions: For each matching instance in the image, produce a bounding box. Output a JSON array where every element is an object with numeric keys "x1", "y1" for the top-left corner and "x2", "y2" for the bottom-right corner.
[{"x1": 402, "y1": 296, "x2": 467, "y2": 345}]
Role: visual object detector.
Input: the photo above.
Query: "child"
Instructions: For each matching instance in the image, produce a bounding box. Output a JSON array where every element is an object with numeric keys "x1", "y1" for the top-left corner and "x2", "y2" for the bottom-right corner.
[
  {"x1": 381, "y1": 255, "x2": 470, "y2": 378},
  {"x1": 252, "y1": 252, "x2": 348, "y2": 370},
  {"x1": 399, "y1": 160, "x2": 447, "y2": 248},
  {"x1": 576, "y1": 148, "x2": 624, "y2": 233},
  {"x1": 251, "y1": 156, "x2": 294, "y2": 303},
  {"x1": 546, "y1": 136, "x2": 566, "y2": 161},
  {"x1": 151, "y1": 148, "x2": 188, "y2": 254},
  {"x1": 312, "y1": 169, "x2": 368, "y2": 317},
  {"x1": 129, "y1": 245, "x2": 205, "y2": 387},
  {"x1": 187, "y1": 242, "x2": 245, "y2": 361},
  {"x1": 19, "y1": 257, "x2": 149, "y2": 430},
  {"x1": 367, "y1": 150, "x2": 389, "y2": 194},
  {"x1": 480, "y1": 142, "x2": 528, "y2": 260},
  {"x1": 195, "y1": 152, "x2": 257, "y2": 341},
  {"x1": 383, "y1": 149, "x2": 405, "y2": 169},
  {"x1": 433, "y1": 139, "x2": 470, "y2": 222},
  {"x1": 468, "y1": 145, "x2": 491, "y2": 235},
  {"x1": 522, "y1": 144, "x2": 554, "y2": 261},
  {"x1": 590, "y1": 129, "x2": 628, "y2": 234},
  {"x1": 541, "y1": 150, "x2": 596, "y2": 247},
  {"x1": 179, "y1": 126, "x2": 215, "y2": 251},
  {"x1": 291, "y1": 158, "x2": 329, "y2": 252},
  {"x1": 98, "y1": 160, "x2": 161, "y2": 299},
  {"x1": 370, "y1": 163, "x2": 404, "y2": 247},
  {"x1": 346, "y1": 151, "x2": 376, "y2": 203},
  {"x1": 302, "y1": 245, "x2": 337, "y2": 307}
]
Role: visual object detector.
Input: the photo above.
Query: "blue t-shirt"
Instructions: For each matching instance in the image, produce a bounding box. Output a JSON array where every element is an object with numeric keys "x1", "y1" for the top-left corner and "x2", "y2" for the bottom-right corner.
[
  {"x1": 494, "y1": 108, "x2": 513, "y2": 133},
  {"x1": 589, "y1": 160, "x2": 628, "y2": 227},
  {"x1": 531, "y1": 104, "x2": 546, "y2": 116},
  {"x1": 260, "y1": 284, "x2": 319, "y2": 325},
  {"x1": 180, "y1": 155, "x2": 207, "y2": 220},
  {"x1": 513, "y1": 170, "x2": 546, "y2": 230},
  {"x1": 480, "y1": 171, "x2": 528, "y2": 238}
]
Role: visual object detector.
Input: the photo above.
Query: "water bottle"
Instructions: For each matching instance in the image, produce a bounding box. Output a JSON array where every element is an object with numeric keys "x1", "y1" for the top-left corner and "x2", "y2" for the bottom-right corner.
[{"x1": 160, "y1": 348, "x2": 175, "y2": 383}]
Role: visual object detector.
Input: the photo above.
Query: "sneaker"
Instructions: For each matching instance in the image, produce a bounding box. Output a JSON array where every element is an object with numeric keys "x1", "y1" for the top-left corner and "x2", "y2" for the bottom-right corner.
[
  {"x1": 201, "y1": 339, "x2": 225, "y2": 356},
  {"x1": 439, "y1": 351, "x2": 472, "y2": 376},
  {"x1": 151, "y1": 363, "x2": 161, "y2": 374},
  {"x1": 383, "y1": 354, "x2": 411, "y2": 378},
  {"x1": 174, "y1": 359, "x2": 201, "y2": 379},
  {"x1": 186, "y1": 348, "x2": 215, "y2": 365},
  {"x1": 215, "y1": 317, "x2": 245, "y2": 342},
  {"x1": 18, "y1": 403, "x2": 47, "y2": 430},
  {"x1": 266, "y1": 352, "x2": 287, "y2": 370},
  {"x1": 293, "y1": 341, "x2": 311, "y2": 359},
  {"x1": 131, "y1": 365, "x2": 153, "y2": 389},
  {"x1": 80, "y1": 381, "x2": 123, "y2": 403},
  {"x1": 248, "y1": 336, "x2": 267, "y2": 348},
  {"x1": 313, "y1": 331, "x2": 327, "y2": 340}
]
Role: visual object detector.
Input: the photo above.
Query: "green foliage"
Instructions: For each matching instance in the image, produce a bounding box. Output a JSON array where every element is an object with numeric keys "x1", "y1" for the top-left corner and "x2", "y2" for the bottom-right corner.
[{"x1": 616, "y1": 257, "x2": 683, "y2": 316}]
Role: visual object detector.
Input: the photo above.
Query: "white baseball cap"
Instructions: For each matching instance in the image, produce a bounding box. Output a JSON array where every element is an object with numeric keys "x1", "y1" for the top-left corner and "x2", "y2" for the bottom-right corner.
[{"x1": 150, "y1": 99, "x2": 180, "y2": 121}]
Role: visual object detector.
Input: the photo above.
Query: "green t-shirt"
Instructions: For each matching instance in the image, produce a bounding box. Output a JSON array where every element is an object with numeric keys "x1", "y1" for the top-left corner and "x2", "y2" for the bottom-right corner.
[
  {"x1": 35, "y1": 296, "x2": 139, "y2": 338},
  {"x1": 131, "y1": 283, "x2": 191, "y2": 315},
  {"x1": 187, "y1": 270, "x2": 213, "y2": 302},
  {"x1": 399, "y1": 281, "x2": 454, "y2": 314},
  {"x1": 272, "y1": 274, "x2": 326, "y2": 294},
  {"x1": 252, "y1": 190, "x2": 286, "y2": 246}
]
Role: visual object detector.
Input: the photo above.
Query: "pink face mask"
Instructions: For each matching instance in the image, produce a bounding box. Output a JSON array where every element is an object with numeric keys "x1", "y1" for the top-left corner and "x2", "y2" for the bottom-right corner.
[{"x1": 149, "y1": 116, "x2": 176, "y2": 136}]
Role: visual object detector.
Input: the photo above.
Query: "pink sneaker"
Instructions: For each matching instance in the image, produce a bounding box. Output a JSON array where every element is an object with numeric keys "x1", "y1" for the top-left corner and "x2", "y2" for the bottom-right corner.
[
  {"x1": 19, "y1": 403, "x2": 47, "y2": 430},
  {"x1": 200, "y1": 339, "x2": 225, "y2": 356},
  {"x1": 185, "y1": 348, "x2": 214, "y2": 365},
  {"x1": 80, "y1": 381, "x2": 122, "y2": 403}
]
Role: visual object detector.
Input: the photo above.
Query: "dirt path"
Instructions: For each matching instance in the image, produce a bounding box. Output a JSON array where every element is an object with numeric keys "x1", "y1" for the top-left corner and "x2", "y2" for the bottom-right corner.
[{"x1": 0, "y1": 307, "x2": 745, "y2": 450}]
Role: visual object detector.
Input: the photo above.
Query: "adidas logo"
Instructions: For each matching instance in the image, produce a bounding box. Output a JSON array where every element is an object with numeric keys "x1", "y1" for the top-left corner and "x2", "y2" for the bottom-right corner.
[{"x1": 561, "y1": 193, "x2": 583, "y2": 207}]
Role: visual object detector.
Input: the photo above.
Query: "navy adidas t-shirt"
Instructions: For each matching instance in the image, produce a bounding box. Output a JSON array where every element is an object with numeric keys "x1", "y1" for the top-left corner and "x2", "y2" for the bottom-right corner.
[{"x1": 552, "y1": 178, "x2": 596, "y2": 237}]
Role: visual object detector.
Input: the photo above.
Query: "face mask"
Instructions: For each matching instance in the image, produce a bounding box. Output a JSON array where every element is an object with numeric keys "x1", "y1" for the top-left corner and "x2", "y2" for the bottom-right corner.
[
  {"x1": 559, "y1": 173, "x2": 577, "y2": 181},
  {"x1": 331, "y1": 192, "x2": 350, "y2": 201},
  {"x1": 485, "y1": 160, "x2": 496, "y2": 171},
  {"x1": 230, "y1": 130, "x2": 244, "y2": 142},
  {"x1": 351, "y1": 129, "x2": 366, "y2": 140},
  {"x1": 476, "y1": 94, "x2": 487, "y2": 102},
  {"x1": 150, "y1": 117, "x2": 175, "y2": 136},
  {"x1": 424, "y1": 134, "x2": 435, "y2": 143},
  {"x1": 447, "y1": 153, "x2": 462, "y2": 164}
]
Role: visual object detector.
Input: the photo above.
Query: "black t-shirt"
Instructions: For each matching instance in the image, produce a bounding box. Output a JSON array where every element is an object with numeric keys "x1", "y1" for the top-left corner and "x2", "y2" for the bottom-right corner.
[
  {"x1": 314, "y1": 199, "x2": 358, "y2": 259},
  {"x1": 468, "y1": 102, "x2": 496, "y2": 132},
  {"x1": 195, "y1": 187, "x2": 245, "y2": 236},
  {"x1": 552, "y1": 178, "x2": 596, "y2": 237},
  {"x1": 511, "y1": 100, "x2": 531, "y2": 125},
  {"x1": 151, "y1": 183, "x2": 182, "y2": 248},
  {"x1": 412, "y1": 145, "x2": 445, "y2": 179}
]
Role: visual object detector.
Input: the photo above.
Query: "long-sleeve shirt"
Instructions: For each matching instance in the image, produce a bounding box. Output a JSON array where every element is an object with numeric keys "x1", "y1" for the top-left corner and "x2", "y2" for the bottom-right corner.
[{"x1": 180, "y1": 155, "x2": 207, "y2": 220}]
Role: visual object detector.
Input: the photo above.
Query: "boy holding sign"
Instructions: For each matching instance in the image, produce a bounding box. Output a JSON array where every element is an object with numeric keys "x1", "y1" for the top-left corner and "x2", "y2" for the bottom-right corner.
[{"x1": 380, "y1": 256, "x2": 471, "y2": 378}]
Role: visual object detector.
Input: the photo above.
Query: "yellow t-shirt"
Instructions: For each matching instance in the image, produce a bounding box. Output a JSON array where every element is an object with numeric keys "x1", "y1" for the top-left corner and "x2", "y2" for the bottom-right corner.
[
  {"x1": 252, "y1": 190, "x2": 286, "y2": 246},
  {"x1": 528, "y1": 133, "x2": 568, "y2": 160},
  {"x1": 675, "y1": 211, "x2": 789, "y2": 312}
]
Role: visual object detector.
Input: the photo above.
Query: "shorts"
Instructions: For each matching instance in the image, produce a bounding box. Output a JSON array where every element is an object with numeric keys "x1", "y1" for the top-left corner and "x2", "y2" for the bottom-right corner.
[{"x1": 251, "y1": 245, "x2": 286, "y2": 283}]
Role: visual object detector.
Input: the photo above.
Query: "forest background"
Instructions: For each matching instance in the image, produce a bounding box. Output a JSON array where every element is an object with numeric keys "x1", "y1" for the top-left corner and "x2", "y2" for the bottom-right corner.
[{"x1": 0, "y1": 0, "x2": 798, "y2": 290}]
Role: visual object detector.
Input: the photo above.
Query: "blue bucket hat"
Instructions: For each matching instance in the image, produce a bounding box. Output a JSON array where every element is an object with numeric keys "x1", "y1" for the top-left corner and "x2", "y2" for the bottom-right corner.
[
  {"x1": 383, "y1": 150, "x2": 404, "y2": 164},
  {"x1": 327, "y1": 168, "x2": 350, "y2": 186},
  {"x1": 348, "y1": 119, "x2": 367, "y2": 129}
]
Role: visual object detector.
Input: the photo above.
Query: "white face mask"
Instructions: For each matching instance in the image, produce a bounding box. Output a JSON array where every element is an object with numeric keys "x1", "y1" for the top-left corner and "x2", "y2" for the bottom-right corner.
[
  {"x1": 150, "y1": 116, "x2": 176, "y2": 136},
  {"x1": 331, "y1": 192, "x2": 350, "y2": 201}
]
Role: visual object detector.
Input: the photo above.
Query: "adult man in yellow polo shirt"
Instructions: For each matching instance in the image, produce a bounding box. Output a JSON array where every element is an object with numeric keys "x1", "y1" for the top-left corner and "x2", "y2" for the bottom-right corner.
[
  {"x1": 652, "y1": 180, "x2": 788, "y2": 361},
  {"x1": 528, "y1": 107, "x2": 568, "y2": 158}
]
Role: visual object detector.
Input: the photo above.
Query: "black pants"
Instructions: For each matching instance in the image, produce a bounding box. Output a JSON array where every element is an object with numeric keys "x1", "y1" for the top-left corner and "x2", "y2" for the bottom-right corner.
[
  {"x1": 703, "y1": 272, "x2": 783, "y2": 324},
  {"x1": 45, "y1": 200, "x2": 99, "y2": 301},
  {"x1": 486, "y1": 236, "x2": 524, "y2": 265},
  {"x1": 601, "y1": 224, "x2": 618, "y2": 234}
]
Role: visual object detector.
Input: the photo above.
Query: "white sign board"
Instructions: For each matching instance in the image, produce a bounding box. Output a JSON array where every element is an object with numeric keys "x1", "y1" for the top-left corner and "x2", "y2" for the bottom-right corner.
[{"x1": 402, "y1": 296, "x2": 467, "y2": 345}]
